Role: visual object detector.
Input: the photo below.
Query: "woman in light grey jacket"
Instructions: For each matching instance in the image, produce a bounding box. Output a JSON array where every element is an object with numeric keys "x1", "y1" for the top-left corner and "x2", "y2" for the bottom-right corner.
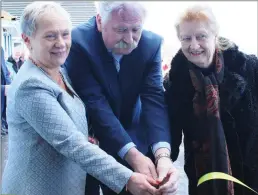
[{"x1": 1, "y1": 2, "x2": 159, "y2": 195}]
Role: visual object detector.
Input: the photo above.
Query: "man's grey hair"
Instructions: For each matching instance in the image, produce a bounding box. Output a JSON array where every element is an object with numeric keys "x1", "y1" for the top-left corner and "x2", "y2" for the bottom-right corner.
[
  {"x1": 95, "y1": 1, "x2": 147, "y2": 24},
  {"x1": 20, "y1": 1, "x2": 72, "y2": 37}
]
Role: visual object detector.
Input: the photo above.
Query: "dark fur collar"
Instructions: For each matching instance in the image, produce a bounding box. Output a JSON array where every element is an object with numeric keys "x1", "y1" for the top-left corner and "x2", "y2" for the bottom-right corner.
[{"x1": 165, "y1": 44, "x2": 248, "y2": 111}]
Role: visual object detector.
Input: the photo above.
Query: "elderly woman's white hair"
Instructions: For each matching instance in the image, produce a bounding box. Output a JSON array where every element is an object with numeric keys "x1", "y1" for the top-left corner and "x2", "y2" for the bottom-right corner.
[
  {"x1": 95, "y1": 1, "x2": 147, "y2": 24},
  {"x1": 175, "y1": 4, "x2": 235, "y2": 51},
  {"x1": 20, "y1": 1, "x2": 72, "y2": 37}
]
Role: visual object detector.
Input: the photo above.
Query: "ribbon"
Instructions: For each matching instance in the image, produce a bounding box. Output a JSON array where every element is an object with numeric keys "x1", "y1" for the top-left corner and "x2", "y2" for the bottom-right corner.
[{"x1": 198, "y1": 172, "x2": 258, "y2": 194}]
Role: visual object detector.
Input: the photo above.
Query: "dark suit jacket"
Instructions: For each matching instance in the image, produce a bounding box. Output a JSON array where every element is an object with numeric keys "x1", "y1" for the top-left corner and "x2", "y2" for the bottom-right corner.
[
  {"x1": 1, "y1": 47, "x2": 11, "y2": 117},
  {"x1": 64, "y1": 17, "x2": 171, "y2": 158}
]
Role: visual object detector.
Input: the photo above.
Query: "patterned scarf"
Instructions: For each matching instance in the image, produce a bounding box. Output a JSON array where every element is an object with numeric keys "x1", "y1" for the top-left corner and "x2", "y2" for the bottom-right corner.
[{"x1": 188, "y1": 49, "x2": 234, "y2": 195}]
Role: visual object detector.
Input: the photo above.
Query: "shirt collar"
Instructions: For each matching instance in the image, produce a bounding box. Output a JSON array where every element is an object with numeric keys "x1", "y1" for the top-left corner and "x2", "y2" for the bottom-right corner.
[{"x1": 108, "y1": 49, "x2": 123, "y2": 62}]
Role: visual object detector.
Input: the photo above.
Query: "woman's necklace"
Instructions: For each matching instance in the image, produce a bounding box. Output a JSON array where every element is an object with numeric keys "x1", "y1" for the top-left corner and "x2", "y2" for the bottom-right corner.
[{"x1": 29, "y1": 57, "x2": 67, "y2": 91}]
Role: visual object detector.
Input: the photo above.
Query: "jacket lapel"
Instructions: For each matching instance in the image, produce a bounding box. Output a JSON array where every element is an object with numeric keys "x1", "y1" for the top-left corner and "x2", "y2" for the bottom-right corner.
[
  {"x1": 85, "y1": 17, "x2": 121, "y2": 102},
  {"x1": 119, "y1": 47, "x2": 144, "y2": 102},
  {"x1": 60, "y1": 69, "x2": 79, "y2": 97}
]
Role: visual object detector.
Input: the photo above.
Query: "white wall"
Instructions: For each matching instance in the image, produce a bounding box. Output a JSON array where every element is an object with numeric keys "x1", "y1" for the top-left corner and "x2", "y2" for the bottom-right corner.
[{"x1": 142, "y1": 1, "x2": 257, "y2": 57}]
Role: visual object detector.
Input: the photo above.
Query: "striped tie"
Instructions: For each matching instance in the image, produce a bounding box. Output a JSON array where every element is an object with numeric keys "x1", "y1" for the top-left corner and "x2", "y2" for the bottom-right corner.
[{"x1": 114, "y1": 58, "x2": 120, "y2": 72}]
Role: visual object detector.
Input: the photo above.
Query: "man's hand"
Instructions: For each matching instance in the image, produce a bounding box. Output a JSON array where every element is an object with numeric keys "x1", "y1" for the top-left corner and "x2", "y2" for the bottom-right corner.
[
  {"x1": 156, "y1": 158, "x2": 178, "y2": 195},
  {"x1": 125, "y1": 147, "x2": 158, "y2": 179}
]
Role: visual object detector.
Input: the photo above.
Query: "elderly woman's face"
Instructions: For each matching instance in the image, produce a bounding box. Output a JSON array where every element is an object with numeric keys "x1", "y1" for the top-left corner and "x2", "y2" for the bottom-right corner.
[
  {"x1": 29, "y1": 11, "x2": 71, "y2": 68},
  {"x1": 179, "y1": 20, "x2": 216, "y2": 68}
]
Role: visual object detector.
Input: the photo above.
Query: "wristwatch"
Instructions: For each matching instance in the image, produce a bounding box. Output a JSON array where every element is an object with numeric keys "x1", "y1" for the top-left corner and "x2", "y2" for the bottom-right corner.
[{"x1": 155, "y1": 153, "x2": 172, "y2": 165}]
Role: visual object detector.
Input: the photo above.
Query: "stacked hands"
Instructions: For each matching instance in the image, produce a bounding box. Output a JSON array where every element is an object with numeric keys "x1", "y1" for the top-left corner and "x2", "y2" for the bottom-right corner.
[
  {"x1": 89, "y1": 137, "x2": 178, "y2": 195},
  {"x1": 125, "y1": 147, "x2": 179, "y2": 195}
]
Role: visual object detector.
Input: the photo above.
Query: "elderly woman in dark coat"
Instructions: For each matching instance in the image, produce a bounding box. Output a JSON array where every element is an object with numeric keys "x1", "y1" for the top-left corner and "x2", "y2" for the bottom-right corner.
[{"x1": 164, "y1": 4, "x2": 258, "y2": 195}]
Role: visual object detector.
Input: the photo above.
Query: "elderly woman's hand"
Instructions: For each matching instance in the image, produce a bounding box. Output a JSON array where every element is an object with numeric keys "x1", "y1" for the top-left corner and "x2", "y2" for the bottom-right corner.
[{"x1": 156, "y1": 158, "x2": 179, "y2": 195}]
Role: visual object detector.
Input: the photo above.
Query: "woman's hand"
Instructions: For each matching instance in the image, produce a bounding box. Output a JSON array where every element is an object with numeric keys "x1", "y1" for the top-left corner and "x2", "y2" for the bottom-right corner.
[
  {"x1": 127, "y1": 172, "x2": 160, "y2": 195},
  {"x1": 88, "y1": 136, "x2": 99, "y2": 145}
]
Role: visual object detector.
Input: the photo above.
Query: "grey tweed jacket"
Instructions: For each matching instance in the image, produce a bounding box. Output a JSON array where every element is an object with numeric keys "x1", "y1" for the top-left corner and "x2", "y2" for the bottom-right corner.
[{"x1": 1, "y1": 60, "x2": 132, "y2": 195}]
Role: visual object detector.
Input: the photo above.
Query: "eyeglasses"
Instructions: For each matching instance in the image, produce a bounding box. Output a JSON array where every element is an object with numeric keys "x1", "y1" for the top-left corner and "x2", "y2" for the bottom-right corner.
[{"x1": 179, "y1": 33, "x2": 209, "y2": 43}]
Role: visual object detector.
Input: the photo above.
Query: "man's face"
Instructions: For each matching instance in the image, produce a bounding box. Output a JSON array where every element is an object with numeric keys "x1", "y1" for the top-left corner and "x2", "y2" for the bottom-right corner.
[
  {"x1": 97, "y1": 4, "x2": 144, "y2": 55},
  {"x1": 12, "y1": 47, "x2": 22, "y2": 62}
]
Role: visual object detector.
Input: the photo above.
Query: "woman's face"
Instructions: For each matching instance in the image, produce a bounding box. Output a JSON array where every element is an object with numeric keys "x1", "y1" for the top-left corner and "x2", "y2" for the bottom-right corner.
[
  {"x1": 179, "y1": 20, "x2": 216, "y2": 68},
  {"x1": 24, "y1": 11, "x2": 71, "y2": 69}
]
